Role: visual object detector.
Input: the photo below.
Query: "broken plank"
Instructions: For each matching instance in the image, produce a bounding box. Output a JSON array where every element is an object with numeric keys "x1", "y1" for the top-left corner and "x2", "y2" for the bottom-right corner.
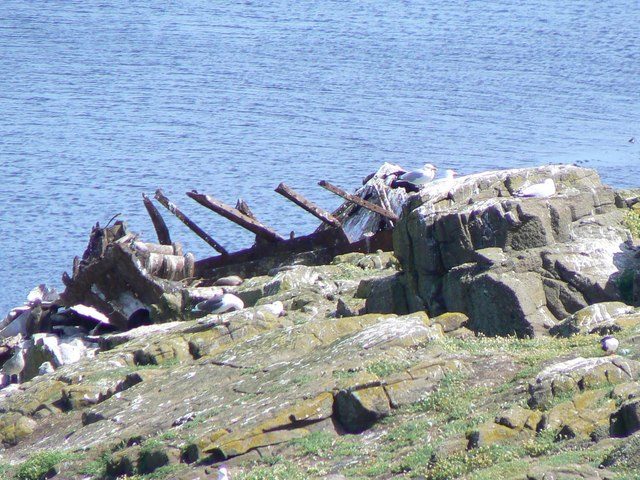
[
  {"x1": 154, "y1": 189, "x2": 229, "y2": 255},
  {"x1": 142, "y1": 193, "x2": 172, "y2": 245},
  {"x1": 187, "y1": 191, "x2": 284, "y2": 243},
  {"x1": 275, "y1": 182, "x2": 342, "y2": 229},
  {"x1": 318, "y1": 180, "x2": 399, "y2": 221}
]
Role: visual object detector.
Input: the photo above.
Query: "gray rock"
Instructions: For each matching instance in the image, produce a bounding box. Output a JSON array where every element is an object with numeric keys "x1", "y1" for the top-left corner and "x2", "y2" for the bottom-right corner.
[
  {"x1": 528, "y1": 356, "x2": 639, "y2": 409},
  {"x1": 550, "y1": 302, "x2": 635, "y2": 337},
  {"x1": 394, "y1": 165, "x2": 638, "y2": 336},
  {"x1": 334, "y1": 386, "x2": 391, "y2": 434}
]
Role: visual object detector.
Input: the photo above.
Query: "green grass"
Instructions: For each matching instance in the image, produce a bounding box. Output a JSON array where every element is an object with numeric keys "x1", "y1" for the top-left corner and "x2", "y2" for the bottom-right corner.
[
  {"x1": 291, "y1": 431, "x2": 360, "y2": 458},
  {"x1": 15, "y1": 451, "x2": 77, "y2": 480},
  {"x1": 624, "y1": 210, "x2": 640, "y2": 239},
  {"x1": 236, "y1": 459, "x2": 306, "y2": 480},
  {"x1": 366, "y1": 359, "x2": 411, "y2": 377}
]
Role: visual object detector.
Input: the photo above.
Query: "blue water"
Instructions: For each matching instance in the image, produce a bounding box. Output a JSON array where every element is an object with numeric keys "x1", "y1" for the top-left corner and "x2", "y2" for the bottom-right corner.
[{"x1": 1, "y1": 0, "x2": 639, "y2": 316}]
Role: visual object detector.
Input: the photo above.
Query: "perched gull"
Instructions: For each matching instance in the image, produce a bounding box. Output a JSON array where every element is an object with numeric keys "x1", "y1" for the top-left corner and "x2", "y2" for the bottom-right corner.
[
  {"x1": 444, "y1": 169, "x2": 458, "y2": 179},
  {"x1": 260, "y1": 301, "x2": 285, "y2": 317},
  {"x1": 2, "y1": 343, "x2": 26, "y2": 384},
  {"x1": 217, "y1": 466, "x2": 230, "y2": 480},
  {"x1": 193, "y1": 293, "x2": 244, "y2": 314},
  {"x1": 38, "y1": 361, "x2": 55, "y2": 375},
  {"x1": 601, "y1": 335, "x2": 619, "y2": 355},
  {"x1": 399, "y1": 163, "x2": 438, "y2": 186},
  {"x1": 514, "y1": 178, "x2": 556, "y2": 198}
]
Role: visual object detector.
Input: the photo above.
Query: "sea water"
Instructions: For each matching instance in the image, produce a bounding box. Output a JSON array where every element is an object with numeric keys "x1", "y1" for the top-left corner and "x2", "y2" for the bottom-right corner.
[{"x1": 0, "y1": 0, "x2": 638, "y2": 314}]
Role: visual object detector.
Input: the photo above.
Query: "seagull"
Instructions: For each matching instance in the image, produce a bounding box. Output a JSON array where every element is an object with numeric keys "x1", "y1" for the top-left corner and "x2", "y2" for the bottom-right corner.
[
  {"x1": 193, "y1": 293, "x2": 244, "y2": 314},
  {"x1": 630, "y1": 137, "x2": 636, "y2": 144},
  {"x1": 38, "y1": 362, "x2": 55, "y2": 375},
  {"x1": 444, "y1": 169, "x2": 458, "y2": 179},
  {"x1": 398, "y1": 163, "x2": 438, "y2": 186},
  {"x1": 2, "y1": 344, "x2": 26, "y2": 384},
  {"x1": 601, "y1": 335, "x2": 619, "y2": 355},
  {"x1": 514, "y1": 178, "x2": 556, "y2": 198},
  {"x1": 258, "y1": 301, "x2": 285, "y2": 317},
  {"x1": 217, "y1": 466, "x2": 230, "y2": 480}
]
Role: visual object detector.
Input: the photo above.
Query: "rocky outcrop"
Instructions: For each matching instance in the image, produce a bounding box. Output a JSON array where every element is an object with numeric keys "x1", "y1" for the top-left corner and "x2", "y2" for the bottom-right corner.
[{"x1": 394, "y1": 165, "x2": 638, "y2": 336}]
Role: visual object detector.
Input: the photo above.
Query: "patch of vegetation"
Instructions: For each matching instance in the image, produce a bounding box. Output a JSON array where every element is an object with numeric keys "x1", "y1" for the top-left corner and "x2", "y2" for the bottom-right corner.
[
  {"x1": 291, "y1": 431, "x2": 360, "y2": 458},
  {"x1": 235, "y1": 459, "x2": 306, "y2": 480},
  {"x1": 78, "y1": 451, "x2": 111, "y2": 478},
  {"x1": 15, "y1": 451, "x2": 76, "y2": 480},
  {"x1": 407, "y1": 373, "x2": 480, "y2": 421},
  {"x1": 366, "y1": 359, "x2": 411, "y2": 377},
  {"x1": 616, "y1": 268, "x2": 636, "y2": 303},
  {"x1": 425, "y1": 445, "x2": 521, "y2": 480},
  {"x1": 331, "y1": 368, "x2": 360, "y2": 379},
  {"x1": 522, "y1": 427, "x2": 561, "y2": 457},
  {"x1": 624, "y1": 209, "x2": 640, "y2": 239}
]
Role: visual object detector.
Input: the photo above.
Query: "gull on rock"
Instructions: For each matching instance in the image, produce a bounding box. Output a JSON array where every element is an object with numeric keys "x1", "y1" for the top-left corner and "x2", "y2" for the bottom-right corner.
[
  {"x1": 601, "y1": 335, "x2": 619, "y2": 355},
  {"x1": 444, "y1": 169, "x2": 458, "y2": 179},
  {"x1": 193, "y1": 293, "x2": 244, "y2": 314},
  {"x1": 399, "y1": 163, "x2": 438, "y2": 186},
  {"x1": 2, "y1": 343, "x2": 26, "y2": 384},
  {"x1": 514, "y1": 178, "x2": 556, "y2": 198}
]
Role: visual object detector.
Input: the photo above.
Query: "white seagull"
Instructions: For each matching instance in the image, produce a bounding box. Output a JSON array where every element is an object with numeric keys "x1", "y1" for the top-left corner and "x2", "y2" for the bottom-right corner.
[
  {"x1": 601, "y1": 335, "x2": 619, "y2": 355},
  {"x1": 399, "y1": 163, "x2": 438, "y2": 186},
  {"x1": 2, "y1": 343, "x2": 26, "y2": 384},
  {"x1": 514, "y1": 178, "x2": 556, "y2": 198},
  {"x1": 444, "y1": 169, "x2": 458, "y2": 179},
  {"x1": 217, "y1": 465, "x2": 230, "y2": 480},
  {"x1": 193, "y1": 293, "x2": 244, "y2": 314}
]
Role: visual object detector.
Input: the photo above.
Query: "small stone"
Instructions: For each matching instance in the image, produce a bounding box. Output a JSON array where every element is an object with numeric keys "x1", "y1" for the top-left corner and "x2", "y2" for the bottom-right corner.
[{"x1": 214, "y1": 276, "x2": 244, "y2": 287}]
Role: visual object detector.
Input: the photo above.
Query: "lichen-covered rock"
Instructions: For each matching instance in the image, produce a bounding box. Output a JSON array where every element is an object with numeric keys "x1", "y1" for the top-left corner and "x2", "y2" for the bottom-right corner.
[
  {"x1": 334, "y1": 385, "x2": 391, "y2": 434},
  {"x1": 542, "y1": 389, "x2": 616, "y2": 439},
  {"x1": 526, "y1": 463, "x2": 613, "y2": 480},
  {"x1": 614, "y1": 398, "x2": 640, "y2": 436},
  {"x1": 467, "y1": 422, "x2": 531, "y2": 448},
  {"x1": 549, "y1": 302, "x2": 636, "y2": 337},
  {"x1": 528, "y1": 356, "x2": 639, "y2": 409},
  {"x1": 356, "y1": 273, "x2": 408, "y2": 315},
  {"x1": 495, "y1": 406, "x2": 542, "y2": 430},
  {"x1": 0, "y1": 412, "x2": 37, "y2": 445},
  {"x1": 431, "y1": 312, "x2": 469, "y2": 333},
  {"x1": 394, "y1": 165, "x2": 638, "y2": 337},
  {"x1": 601, "y1": 431, "x2": 640, "y2": 470}
]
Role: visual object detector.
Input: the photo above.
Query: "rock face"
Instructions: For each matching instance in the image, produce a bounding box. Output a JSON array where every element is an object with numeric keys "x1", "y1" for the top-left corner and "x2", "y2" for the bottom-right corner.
[{"x1": 394, "y1": 165, "x2": 637, "y2": 336}]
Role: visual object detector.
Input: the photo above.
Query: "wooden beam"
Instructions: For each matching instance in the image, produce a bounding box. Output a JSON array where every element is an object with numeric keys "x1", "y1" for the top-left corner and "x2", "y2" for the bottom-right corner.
[
  {"x1": 275, "y1": 182, "x2": 342, "y2": 229},
  {"x1": 318, "y1": 180, "x2": 399, "y2": 221},
  {"x1": 187, "y1": 191, "x2": 284, "y2": 243},
  {"x1": 154, "y1": 189, "x2": 229, "y2": 255},
  {"x1": 142, "y1": 193, "x2": 172, "y2": 245}
]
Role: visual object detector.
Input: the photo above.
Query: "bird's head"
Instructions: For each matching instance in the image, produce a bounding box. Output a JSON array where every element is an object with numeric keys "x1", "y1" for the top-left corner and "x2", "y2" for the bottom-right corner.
[
  {"x1": 445, "y1": 169, "x2": 458, "y2": 179},
  {"x1": 424, "y1": 163, "x2": 437, "y2": 172}
]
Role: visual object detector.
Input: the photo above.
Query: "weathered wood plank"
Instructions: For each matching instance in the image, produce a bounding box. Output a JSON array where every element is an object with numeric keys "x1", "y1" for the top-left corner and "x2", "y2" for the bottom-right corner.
[
  {"x1": 318, "y1": 180, "x2": 399, "y2": 221},
  {"x1": 275, "y1": 182, "x2": 342, "y2": 228},
  {"x1": 154, "y1": 189, "x2": 229, "y2": 255},
  {"x1": 142, "y1": 193, "x2": 172, "y2": 245},
  {"x1": 187, "y1": 191, "x2": 284, "y2": 243}
]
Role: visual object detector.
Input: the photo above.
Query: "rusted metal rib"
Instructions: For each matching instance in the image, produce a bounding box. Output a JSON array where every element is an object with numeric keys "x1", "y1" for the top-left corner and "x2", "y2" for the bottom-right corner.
[
  {"x1": 318, "y1": 180, "x2": 399, "y2": 221},
  {"x1": 275, "y1": 182, "x2": 342, "y2": 228},
  {"x1": 142, "y1": 193, "x2": 172, "y2": 245},
  {"x1": 187, "y1": 191, "x2": 284, "y2": 243},
  {"x1": 154, "y1": 189, "x2": 229, "y2": 255}
]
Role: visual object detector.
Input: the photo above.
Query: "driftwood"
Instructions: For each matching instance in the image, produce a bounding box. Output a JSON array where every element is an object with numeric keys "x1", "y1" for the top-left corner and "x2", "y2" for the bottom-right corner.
[
  {"x1": 154, "y1": 189, "x2": 229, "y2": 255},
  {"x1": 187, "y1": 191, "x2": 284, "y2": 243},
  {"x1": 318, "y1": 180, "x2": 399, "y2": 222},
  {"x1": 142, "y1": 193, "x2": 172, "y2": 245}
]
